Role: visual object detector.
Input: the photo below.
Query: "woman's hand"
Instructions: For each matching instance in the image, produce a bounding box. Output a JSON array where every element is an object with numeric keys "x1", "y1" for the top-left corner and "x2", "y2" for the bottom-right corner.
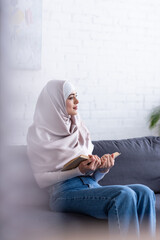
[
  {"x1": 78, "y1": 155, "x2": 101, "y2": 174},
  {"x1": 98, "y1": 153, "x2": 115, "y2": 173}
]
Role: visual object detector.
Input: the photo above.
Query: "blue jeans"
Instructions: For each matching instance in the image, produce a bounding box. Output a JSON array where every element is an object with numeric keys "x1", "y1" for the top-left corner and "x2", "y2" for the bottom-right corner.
[{"x1": 48, "y1": 176, "x2": 156, "y2": 237}]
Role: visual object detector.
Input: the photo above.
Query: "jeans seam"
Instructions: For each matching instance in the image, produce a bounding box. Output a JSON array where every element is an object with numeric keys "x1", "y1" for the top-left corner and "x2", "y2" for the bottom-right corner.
[
  {"x1": 113, "y1": 198, "x2": 121, "y2": 233},
  {"x1": 54, "y1": 196, "x2": 111, "y2": 201}
]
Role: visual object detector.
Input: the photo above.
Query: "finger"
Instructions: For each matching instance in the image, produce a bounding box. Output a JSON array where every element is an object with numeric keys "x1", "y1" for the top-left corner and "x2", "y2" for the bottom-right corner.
[
  {"x1": 108, "y1": 155, "x2": 114, "y2": 167},
  {"x1": 103, "y1": 154, "x2": 109, "y2": 157},
  {"x1": 82, "y1": 158, "x2": 93, "y2": 166},
  {"x1": 96, "y1": 158, "x2": 101, "y2": 167},
  {"x1": 100, "y1": 161, "x2": 104, "y2": 167},
  {"x1": 93, "y1": 159, "x2": 98, "y2": 169},
  {"x1": 110, "y1": 156, "x2": 115, "y2": 167},
  {"x1": 100, "y1": 157, "x2": 106, "y2": 166},
  {"x1": 95, "y1": 155, "x2": 100, "y2": 161},
  {"x1": 99, "y1": 163, "x2": 105, "y2": 169},
  {"x1": 95, "y1": 156, "x2": 101, "y2": 163},
  {"x1": 103, "y1": 156, "x2": 110, "y2": 168},
  {"x1": 102, "y1": 155, "x2": 109, "y2": 163},
  {"x1": 97, "y1": 160, "x2": 101, "y2": 167},
  {"x1": 111, "y1": 153, "x2": 115, "y2": 160},
  {"x1": 93, "y1": 161, "x2": 98, "y2": 169},
  {"x1": 102, "y1": 154, "x2": 109, "y2": 161},
  {"x1": 106, "y1": 155, "x2": 112, "y2": 168},
  {"x1": 99, "y1": 158, "x2": 106, "y2": 168},
  {"x1": 88, "y1": 160, "x2": 96, "y2": 170},
  {"x1": 89, "y1": 155, "x2": 96, "y2": 161},
  {"x1": 88, "y1": 155, "x2": 93, "y2": 159},
  {"x1": 93, "y1": 155, "x2": 98, "y2": 161},
  {"x1": 101, "y1": 156, "x2": 105, "y2": 162}
]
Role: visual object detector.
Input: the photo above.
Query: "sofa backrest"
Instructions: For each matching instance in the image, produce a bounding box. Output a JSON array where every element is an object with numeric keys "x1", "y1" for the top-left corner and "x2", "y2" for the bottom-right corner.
[
  {"x1": 3, "y1": 136, "x2": 160, "y2": 209},
  {"x1": 93, "y1": 136, "x2": 160, "y2": 193}
]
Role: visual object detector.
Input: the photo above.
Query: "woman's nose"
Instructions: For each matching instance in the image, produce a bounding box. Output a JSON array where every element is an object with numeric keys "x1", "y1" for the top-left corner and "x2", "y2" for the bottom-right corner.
[{"x1": 75, "y1": 97, "x2": 79, "y2": 104}]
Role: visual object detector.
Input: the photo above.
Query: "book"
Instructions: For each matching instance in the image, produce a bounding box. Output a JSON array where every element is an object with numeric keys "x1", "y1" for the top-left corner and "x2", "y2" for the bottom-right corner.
[
  {"x1": 62, "y1": 155, "x2": 89, "y2": 171},
  {"x1": 61, "y1": 152, "x2": 121, "y2": 171}
]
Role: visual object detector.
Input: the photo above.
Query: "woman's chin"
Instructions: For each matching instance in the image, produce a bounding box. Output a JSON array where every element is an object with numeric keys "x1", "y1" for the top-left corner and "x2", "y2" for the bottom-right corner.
[{"x1": 71, "y1": 111, "x2": 78, "y2": 115}]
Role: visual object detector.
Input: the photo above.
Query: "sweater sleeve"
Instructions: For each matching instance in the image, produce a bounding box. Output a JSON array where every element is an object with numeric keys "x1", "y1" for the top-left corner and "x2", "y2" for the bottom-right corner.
[
  {"x1": 34, "y1": 167, "x2": 84, "y2": 188},
  {"x1": 92, "y1": 169, "x2": 109, "y2": 182}
]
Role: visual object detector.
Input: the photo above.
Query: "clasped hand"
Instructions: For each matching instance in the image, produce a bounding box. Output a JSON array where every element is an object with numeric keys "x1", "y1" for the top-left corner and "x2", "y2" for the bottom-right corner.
[{"x1": 78, "y1": 154, "x2": 115, "y2": 174}]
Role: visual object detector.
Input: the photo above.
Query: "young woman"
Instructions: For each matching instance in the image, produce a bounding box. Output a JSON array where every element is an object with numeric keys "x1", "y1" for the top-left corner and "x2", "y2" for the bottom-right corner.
[{"x1": 27, "y1": 80, "x2": 156, "y2": 237}]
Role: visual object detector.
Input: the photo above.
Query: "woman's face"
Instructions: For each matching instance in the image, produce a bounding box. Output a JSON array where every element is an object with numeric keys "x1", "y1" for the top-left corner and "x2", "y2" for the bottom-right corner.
[{"x1": 66, "y1": 92, "x2": 79, "y2": 115}]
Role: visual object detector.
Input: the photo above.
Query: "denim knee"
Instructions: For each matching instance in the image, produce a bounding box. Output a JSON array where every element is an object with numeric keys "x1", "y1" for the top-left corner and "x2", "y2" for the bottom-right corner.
[
  {"x1": 132, "y1": 184, "x2": 155, "y2": 200},
  {"x1": 118, "y1": 186, "x2": 137, "y2": 203}
]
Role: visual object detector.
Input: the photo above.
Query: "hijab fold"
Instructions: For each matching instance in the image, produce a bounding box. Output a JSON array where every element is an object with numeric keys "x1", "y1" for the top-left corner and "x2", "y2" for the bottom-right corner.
[{"x1": 27, "y1": 80, "x2": 94, "y2": 175}]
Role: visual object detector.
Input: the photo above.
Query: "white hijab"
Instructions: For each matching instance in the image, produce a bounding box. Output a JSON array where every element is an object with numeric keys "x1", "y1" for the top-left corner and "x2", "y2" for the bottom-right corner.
[{"x1": 27, "y1": 80, "x2": 94, "y2": 174}]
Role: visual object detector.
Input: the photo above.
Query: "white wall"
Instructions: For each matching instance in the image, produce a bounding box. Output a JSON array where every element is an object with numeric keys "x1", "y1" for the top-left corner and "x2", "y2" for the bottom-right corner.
[{"x1": 3, "y1": 0, "x2": 160, "y2": 145}]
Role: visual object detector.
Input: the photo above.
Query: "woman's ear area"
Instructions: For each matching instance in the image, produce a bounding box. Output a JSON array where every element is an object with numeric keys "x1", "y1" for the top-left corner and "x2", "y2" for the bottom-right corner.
[{"x1": 63, "y1": 81, "x2": 76, "y2": 102}]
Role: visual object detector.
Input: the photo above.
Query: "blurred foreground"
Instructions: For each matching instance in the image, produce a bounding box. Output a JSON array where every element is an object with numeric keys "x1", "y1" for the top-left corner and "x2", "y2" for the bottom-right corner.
[{"x1": 0, "y1": 146, "x2": 159, "y2": 240}]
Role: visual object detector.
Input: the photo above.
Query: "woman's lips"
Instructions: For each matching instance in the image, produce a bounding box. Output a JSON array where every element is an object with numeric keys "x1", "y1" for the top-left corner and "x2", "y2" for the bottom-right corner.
[{"x1": 73, "y1": 106, "x2": 78, "y2": 110}]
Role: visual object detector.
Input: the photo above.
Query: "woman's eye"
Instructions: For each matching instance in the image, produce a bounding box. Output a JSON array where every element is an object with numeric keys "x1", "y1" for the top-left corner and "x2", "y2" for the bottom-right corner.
[{"x1": 68, "y1": 94, "x2": 78, "y2": 100}]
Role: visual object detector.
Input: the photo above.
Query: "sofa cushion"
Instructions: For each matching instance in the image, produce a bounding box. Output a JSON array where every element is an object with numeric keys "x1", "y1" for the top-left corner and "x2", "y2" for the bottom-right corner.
[{"x1": 92, "y1": 136, "x2": 160, "y2": 193}]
